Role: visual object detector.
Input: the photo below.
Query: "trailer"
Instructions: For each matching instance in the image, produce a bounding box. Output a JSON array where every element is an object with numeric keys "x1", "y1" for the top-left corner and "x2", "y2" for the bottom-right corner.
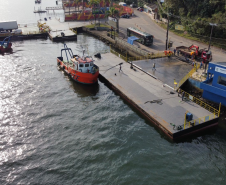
[{"x1": 0, "y1": 21, "x2": 18, "y2": 32}]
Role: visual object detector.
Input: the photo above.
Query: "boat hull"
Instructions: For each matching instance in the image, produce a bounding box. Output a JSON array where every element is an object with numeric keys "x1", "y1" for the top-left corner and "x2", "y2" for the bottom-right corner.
[
  {"x1": 0, "y1": 43, "x2": 12, "y2": 53},
  {"x1": 57, "y1": 59, "x2": 99, "y2": 85}
]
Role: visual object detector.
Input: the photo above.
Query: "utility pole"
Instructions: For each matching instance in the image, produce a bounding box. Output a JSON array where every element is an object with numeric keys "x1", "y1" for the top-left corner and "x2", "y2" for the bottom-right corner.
[
  {"x1": 208, "y1": 23, "x2": 217, "y2": 51},
  {"x1": 165, "y1": 14, "x2": 169, "y2": 50}
]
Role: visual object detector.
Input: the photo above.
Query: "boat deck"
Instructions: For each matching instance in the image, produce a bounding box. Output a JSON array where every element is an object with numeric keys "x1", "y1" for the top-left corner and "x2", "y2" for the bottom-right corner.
[{"x1": 97, "y1": 53, "x2": 218, "y2": 140}]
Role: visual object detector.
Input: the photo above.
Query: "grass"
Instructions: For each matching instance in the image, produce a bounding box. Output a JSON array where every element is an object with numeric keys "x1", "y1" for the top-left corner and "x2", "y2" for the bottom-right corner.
[{"x1": 157, "y1": 22, "x2": 226, "y2": 50}]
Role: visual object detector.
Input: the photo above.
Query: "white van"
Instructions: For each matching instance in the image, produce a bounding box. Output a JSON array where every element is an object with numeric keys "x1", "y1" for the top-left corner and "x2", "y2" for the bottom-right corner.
[{"x1": 119, "y1": 2, "x2": 127, "y2": 6}]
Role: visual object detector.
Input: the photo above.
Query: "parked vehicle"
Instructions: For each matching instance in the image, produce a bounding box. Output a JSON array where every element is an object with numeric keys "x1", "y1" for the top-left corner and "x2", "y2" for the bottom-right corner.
[
  {"x1": 127, "y1": 27, "x2": 153, "y2": 46},
  {"x1": 0, "y1": 21, "x2": 18, "y2": 31},
  {"x1": 176, "y1": 44, "x2": 212, "y2": 61},
  {"x1": 119, "y1": 2, "x2": 127, "y2": 6},
  {"x1": 130, "y1": 4, "x2": 137, "y2": 8},
  {"x1": 121, "y1": 14, "x2": 130, "y2": 18}
]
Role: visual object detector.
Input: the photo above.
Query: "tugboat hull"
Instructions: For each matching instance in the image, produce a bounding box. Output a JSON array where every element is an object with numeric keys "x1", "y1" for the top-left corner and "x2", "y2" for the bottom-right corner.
[{"x1": 57, "y1": 59, "x2": 99, "y2": 85}]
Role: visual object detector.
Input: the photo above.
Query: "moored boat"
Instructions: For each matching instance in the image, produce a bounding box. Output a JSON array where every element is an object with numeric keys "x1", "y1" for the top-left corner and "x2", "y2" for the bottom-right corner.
[
  {"x1": 57, "y1": 44, "x2": 99, "y2": 84},
  {"x1": 0, "y1": 36, "x2": 12, "y2": 53}
]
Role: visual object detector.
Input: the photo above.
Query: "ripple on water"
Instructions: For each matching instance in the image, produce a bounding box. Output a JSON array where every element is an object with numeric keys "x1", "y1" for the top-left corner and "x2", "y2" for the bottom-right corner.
[{"x1": 0, "y1": 36, "x2": 226, "y2": 185}]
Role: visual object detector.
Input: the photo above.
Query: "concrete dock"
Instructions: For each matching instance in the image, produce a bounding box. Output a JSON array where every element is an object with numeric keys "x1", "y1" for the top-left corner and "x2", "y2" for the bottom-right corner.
[{"x1": 97, "y1": 53, "x2": 218, "y2": 140}]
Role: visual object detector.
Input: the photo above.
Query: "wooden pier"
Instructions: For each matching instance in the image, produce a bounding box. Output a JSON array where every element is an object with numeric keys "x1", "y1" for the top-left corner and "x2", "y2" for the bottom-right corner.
[{"x1": 97, "y1": 52, "x2": 219, "y2": 141}]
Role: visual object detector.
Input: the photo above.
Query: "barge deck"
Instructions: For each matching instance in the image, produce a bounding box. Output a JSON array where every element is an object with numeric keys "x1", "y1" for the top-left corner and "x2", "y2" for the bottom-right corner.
[{"x1": 97, "y1": 53, "x2": 219, "y2": 141}]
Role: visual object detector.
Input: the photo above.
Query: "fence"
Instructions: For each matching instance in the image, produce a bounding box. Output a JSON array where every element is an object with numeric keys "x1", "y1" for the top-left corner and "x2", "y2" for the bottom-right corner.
[
  {"x1": 128, "y1": 52, "x2": 167, "y2": 61},
  {"x1": 177, "y1": 63, "x2": 200, "y2": 89},
  {"x1": 180, "y1": 89, "x2": 220, "y2": 116},
  {"x1": 184, "y1": 112, "x2": 217, "y2": 129}
]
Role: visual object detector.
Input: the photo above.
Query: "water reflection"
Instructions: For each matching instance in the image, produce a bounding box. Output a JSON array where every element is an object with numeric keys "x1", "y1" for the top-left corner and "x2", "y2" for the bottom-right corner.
[{"x1": 69, "y1": 79, "x2": 99, "y2": 97}]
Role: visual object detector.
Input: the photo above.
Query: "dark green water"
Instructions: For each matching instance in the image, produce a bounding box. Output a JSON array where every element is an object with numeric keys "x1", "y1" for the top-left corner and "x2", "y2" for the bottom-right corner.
[{"x1": 0, "y1": 1, "x2": 226, "y2": 184}]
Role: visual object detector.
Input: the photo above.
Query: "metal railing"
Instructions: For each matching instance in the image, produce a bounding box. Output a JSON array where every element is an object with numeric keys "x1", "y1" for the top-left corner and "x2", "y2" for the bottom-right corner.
[
  {"x1": 180, "y1": 89, "x2": 220, "y2": 116},
  {"x1": 177, "y1": 63, "x2": 200, "y2": 89},
  {"x1": 110, "y1": 47, "x2": 171, "y2": 63},
  {"x1": 184, "y1": 112, "x2": 217, "y2": 129}
]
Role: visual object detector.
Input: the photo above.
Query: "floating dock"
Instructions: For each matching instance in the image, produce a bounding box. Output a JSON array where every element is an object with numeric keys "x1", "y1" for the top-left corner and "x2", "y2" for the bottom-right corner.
[
  {"x1": 97, "y1": 53, "x2": 219, "y2": 141},
  {"x1": 0, "y1": 26, "x2": 47, "y2": 41},
  {"x1": 39, "y1": 19, "x2": 90, "y2": 41}
]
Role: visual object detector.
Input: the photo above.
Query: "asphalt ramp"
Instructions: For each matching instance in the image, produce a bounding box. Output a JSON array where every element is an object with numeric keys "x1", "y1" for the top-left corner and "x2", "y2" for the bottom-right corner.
[{"x1": 133, "y1": 57, "x2": 193, "y2": 88}]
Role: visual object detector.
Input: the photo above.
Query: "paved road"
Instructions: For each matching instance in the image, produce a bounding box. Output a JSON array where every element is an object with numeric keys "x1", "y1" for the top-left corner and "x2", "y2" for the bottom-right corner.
[{"x1": 119, "y1": 9, "x2": 226, "y2": 63}]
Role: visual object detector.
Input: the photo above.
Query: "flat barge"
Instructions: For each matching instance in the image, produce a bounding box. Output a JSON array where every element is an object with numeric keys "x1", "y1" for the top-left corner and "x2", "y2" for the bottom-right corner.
[{"x1": 98, "y1": 53, "x2": 219, "y2": 141}]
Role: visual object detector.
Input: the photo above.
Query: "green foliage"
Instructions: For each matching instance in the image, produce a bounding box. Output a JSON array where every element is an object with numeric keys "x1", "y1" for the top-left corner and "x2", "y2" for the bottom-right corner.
[
  {"x1": 158, "y1": 0, "x2": 226, "y2": 39},
  {"x1": 105, "y1": 7, "x2": 119, "y2": 18}
]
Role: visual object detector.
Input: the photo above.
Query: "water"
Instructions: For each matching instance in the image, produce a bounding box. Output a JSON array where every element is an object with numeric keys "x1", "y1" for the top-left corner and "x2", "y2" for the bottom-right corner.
[{"x1": 1, "y1": 0, "x2": 226, "y2": 184}]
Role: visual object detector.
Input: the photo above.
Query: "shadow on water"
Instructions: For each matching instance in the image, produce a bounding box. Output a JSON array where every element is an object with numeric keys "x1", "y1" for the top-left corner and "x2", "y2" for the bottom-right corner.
[
  {"x1": 0, "y1": 49, "x2": 13, "y2": 56},
  {"x1": 69, "y1": 78, "x2": 100, "y2": 97}
]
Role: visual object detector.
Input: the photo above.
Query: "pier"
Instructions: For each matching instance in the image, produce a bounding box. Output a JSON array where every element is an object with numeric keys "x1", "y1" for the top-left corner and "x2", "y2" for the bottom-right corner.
[
  {"x1": 38, "y1": 19, "x2": 90, "y2": 41},
  {"x1": 97, "y1": 52, "x2": 219, "y2": 141}
]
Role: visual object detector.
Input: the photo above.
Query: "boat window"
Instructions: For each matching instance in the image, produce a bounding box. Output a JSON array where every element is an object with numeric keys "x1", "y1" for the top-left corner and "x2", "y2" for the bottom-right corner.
[
  {"x1": 85, "y1": 64, "x2": 89, "y2": 67},
  {"x1": 90, "y1": 62, "x2": 93, "y2": 66},
  {"x1": 79, "y1": 64, "x2": 84, "y2": 67},
  {"x1": 218, "y1": 76, "x2": 226, "y2": 86}
]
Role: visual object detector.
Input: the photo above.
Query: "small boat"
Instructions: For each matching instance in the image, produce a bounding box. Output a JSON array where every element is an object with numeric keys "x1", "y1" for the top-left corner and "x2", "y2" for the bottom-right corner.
[
  {"x1": 0, "y1": 36, "x2": 12, "y2": 53},
  {"x1": 57, "y1": 44, "x2": 99, "y2": 84}
]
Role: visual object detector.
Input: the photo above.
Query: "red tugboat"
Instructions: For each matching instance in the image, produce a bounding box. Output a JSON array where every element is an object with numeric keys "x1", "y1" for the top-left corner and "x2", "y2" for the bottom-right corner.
[
  {"x1": 57, "y1": 44, "x2": 99, "y2": 84},
  {"x1": 0, "y1": 36, "x2": 12, "y2": 53}
]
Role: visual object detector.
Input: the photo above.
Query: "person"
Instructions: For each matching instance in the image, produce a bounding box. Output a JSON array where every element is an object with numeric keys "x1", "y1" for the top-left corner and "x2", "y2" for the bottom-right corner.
[
  {"x1": 178, "y1": 88, "x2": 181, "y2": 97},
  {"x1": 185, "y1": 55, "x2": 189, "y2": 62},
  {"x1": 182, "y1": 91, "x2": 185, "y2": 101},
  {"x1": 174, "y1": 49, "x2": 176, "y2": 56},
  {"x1": 130, "y1": 61, "x2": 133, "y2": 69},
  {"x1": 200, "y1": 62, "x2": 203, "y2": 69},
  {"x1": 177, "y1": 49, "x2": 179, "y2": 56},
  {"x1": 152, "y1": 63, "x2": 156, "y2": 70},
  {"x1": 119, "y1": 64, "x2": 122, "y2": 72}
]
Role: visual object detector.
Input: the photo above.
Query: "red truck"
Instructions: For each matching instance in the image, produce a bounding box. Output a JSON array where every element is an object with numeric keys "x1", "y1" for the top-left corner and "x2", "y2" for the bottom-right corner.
[{"x1": 176, "y1": 44, "x2": 212, "y2": 62}]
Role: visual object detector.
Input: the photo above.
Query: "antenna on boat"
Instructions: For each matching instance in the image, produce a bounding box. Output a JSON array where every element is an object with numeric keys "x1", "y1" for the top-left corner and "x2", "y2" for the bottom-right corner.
[{"x1": 80, "y1": 45, "x2": 86, "y2": 60}]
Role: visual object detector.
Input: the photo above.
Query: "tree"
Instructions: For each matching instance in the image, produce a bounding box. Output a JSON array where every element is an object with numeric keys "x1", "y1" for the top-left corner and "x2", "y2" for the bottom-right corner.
[
  {"x1": 75, "y1": 0, "x2": 80, "y2": 11},
  {"x1": 105, "y1": 7, "x2": 119, "y2": 18},
  {"x1": 89, "y1": 0, "x2": 101, "y2": 25}
]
